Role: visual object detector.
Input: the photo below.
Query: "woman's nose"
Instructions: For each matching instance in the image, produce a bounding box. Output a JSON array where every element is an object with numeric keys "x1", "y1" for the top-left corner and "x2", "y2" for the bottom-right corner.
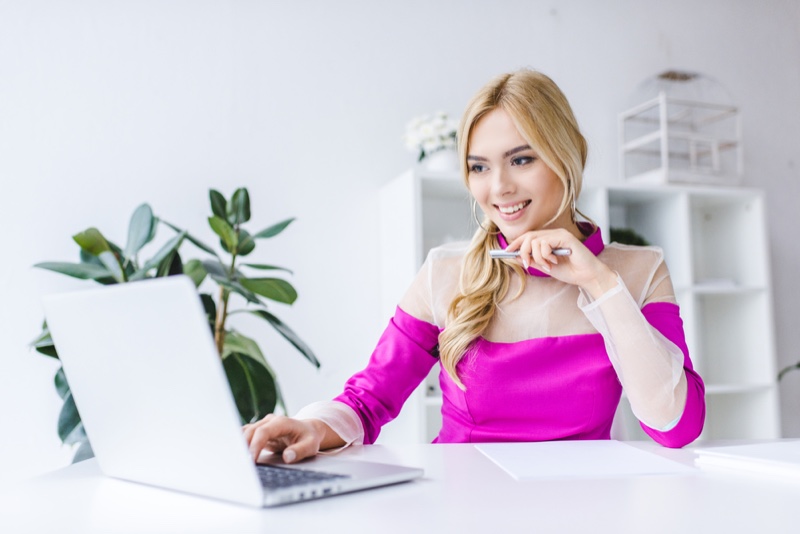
[{"x1": 490, "y1": 167, "x2": 514, "y2": 196}]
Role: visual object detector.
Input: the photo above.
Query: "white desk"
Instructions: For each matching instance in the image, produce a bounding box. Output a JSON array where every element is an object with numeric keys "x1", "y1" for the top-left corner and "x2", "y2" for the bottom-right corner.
[{"x1": 1, "y1": 441, "x2": 798, "y2": 533}]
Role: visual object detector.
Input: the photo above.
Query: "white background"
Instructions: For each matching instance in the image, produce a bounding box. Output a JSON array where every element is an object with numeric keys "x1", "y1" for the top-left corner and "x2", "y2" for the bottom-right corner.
[{"x1": 1, "y1": 0, "x2": 798, "y2": 486}]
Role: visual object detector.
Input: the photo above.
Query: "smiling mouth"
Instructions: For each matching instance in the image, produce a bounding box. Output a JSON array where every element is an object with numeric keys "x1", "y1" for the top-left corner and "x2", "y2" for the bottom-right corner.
[{"x1": 496, "y1": 200, "x2": 531, "y2": 214}]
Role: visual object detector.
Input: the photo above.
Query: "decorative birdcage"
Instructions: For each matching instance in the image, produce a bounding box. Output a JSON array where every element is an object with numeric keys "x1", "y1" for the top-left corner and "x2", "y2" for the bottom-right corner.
[{"x1": 619, "y1": 70, "x2": 742, "y2": 185}]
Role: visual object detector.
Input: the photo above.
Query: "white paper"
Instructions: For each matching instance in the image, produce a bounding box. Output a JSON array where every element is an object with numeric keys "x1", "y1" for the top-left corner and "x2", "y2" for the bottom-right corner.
[{"x1": 475, "y1": 441, "x2": 695, "y2": 480}]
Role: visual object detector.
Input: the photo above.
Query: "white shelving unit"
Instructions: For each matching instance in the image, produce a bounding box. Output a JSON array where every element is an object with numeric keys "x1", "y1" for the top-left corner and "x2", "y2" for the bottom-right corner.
[{"x1": 378, "y1": 168, "x2": 781, "y2": 445}]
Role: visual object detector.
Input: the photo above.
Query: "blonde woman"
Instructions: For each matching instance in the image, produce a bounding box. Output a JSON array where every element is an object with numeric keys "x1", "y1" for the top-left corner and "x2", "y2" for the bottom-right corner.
[{"x1": 244, "y1": 70, "x2": 705, "y2": 464}]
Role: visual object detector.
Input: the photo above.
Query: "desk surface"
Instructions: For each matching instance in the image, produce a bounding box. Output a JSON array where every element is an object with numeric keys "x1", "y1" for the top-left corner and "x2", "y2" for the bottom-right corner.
[{"x1": 1, "y1": 441, "x2": 798, "y2": 533}]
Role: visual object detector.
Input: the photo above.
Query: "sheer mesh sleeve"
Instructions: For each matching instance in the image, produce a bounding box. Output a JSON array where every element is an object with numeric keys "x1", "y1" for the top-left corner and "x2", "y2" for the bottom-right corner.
[
  {"x1": 294, "y1": 400, "x2": 364, "y2": 454},
  {"x1": 577, "y1": 264, "x2": 688, "y2": 432}
]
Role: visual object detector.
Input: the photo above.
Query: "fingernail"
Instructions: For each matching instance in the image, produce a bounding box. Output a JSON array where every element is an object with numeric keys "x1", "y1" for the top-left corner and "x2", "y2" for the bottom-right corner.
[
  {"x1": 522, "y1": 259, "x2": 529, "y2": 269},
  {"x1": 541, "y1": 263, "x2": 551, "y2": 272},
  {"x1": 283, "y1": 449, "x2": 297, "y2": 463}
]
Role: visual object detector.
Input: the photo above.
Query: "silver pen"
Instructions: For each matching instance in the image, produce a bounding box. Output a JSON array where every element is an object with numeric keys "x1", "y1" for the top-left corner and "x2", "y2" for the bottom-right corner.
[{"x1": 489, "y1": 248, "x2": 571, "y2": 259}]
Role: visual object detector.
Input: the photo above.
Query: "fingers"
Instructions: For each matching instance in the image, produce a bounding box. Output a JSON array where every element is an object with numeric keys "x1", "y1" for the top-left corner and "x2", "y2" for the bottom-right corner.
[
  {"x1": 506, "y1": 234, "x2": 560, "y2": 272},
  {"x1": 243, "y1": 414, "x2": 322, "y2": 464},
  {"x1": 281, "y1": 431, "x2": 323, "y2": 464}
]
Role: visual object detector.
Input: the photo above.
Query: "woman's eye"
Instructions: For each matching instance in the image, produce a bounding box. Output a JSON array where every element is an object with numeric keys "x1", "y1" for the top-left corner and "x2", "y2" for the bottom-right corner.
[
  {"x1": 469, "y1": 163, "x2": 487, "y2": 173},
  {"x1": 511, "y1": 156, "x2": 535, "y2": 166}
]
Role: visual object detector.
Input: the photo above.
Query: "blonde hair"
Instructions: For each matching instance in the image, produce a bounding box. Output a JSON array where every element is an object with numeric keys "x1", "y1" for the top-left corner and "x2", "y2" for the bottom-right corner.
[{"x1": 437, "y1": 69, "x2": 589, "y2": 389}]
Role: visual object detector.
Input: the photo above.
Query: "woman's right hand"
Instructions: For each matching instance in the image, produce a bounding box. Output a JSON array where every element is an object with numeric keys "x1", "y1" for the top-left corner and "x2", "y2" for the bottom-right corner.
[{"x1": 243, "y1": 414, "x2": 329, "y2": 464}]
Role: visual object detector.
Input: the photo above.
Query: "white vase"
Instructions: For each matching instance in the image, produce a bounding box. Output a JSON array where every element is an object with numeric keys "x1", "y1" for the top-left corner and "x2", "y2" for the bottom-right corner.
[{"x1": 420, "y1": 149, "x2": 459, "y2": 172}]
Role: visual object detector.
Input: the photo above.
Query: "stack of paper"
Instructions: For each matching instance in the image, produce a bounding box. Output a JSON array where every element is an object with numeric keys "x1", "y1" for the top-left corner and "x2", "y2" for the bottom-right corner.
[{"x1": 694, "y1": 441, "x2": 800, "y2": 479}]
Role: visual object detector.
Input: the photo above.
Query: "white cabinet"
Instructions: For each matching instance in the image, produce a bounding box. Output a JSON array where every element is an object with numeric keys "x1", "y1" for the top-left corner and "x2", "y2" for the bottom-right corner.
[{"x1": 378, "y1": 168, "x2": 781, "y2": 444}]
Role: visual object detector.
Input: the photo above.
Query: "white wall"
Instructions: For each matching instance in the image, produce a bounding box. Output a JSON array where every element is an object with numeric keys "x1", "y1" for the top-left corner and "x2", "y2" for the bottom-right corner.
[{"x1": 1, "y1": 0, "x2": 798, "y2": 486}]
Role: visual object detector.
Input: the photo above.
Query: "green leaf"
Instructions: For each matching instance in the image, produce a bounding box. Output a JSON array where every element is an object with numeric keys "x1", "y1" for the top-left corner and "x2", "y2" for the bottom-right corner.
[
  {"x1": 34, "y1": 262, "x2": 112, "y2": 281},
  {"x1": 54, "y1": 367, "x2": 69, "y2": 399},
  {"x1": 57, "y1": 391, "x2": 82, "y2": 444},
  {"x1": 123, "y1": 204, "x2": 155, "y2": 261},
  {"x1": 63, "y1": 421, "x2": 87, "y2": 446},
  {"x1": 230, "y1": 188, "x2": 251, "y2": 225},
  {"x1": 241, "y1": 263, "x2": 293, "y2": 275},
  {"x1": 72, "y1": 228, "x2": 112, "y2": 256},
  {"x1": 200, "y1": 261, "x2": 262, "y2": 303},
  {"x1": 79, "y1": 251, "x2": 118, "y2": 285},
  {"x1": 31, "y1": 326, "x2": 59, "y2": 358},
  {"x1": 208, "y1": 216, "x2": 238, "y2": 253},
  {"x1": 201, "y1": 259, "x2": 229, "y2": 279},
  {"x1": 129, "y1": 232, "x2": 186, "y2": 281},
  {"x1": 210, "y1": 274, "x2": 261, "y2": 305},
  {"x1": 184, "y1": 259, "x2": 207, "y2": 287},
  {"x1": 156, "y1": 250, "x2": 183, "y2": 278},
  {"x1": 252, "y1": 217, "x2": 295, "y2": 240},
  {"x1": 239, "y1": 277, "x2": 297, "y2": 305},
  {"x1": 200, "y1": 293, "x2": 217, "y2": 332},
  {"x1": 223, "y1": 352, "x2": 278, "y2": 423},
  {"x1": 236, "y1": 229, "x2": 256, "y2": 256},
  {"x1": 98, "y1": 251, "x2": 126, "y2": 283},
  {"x1": 159, "y1": 219, "x2": 219, "y2": 258},
  {"x1": 222, "y1": 330, "x2": 267, "y2": 367},
  {"x1": 210, "y1": 189, "x2": 228, "y2": 220},
  {"x1": 245, "y1": 309, "x2": 320, "y2": 368},
  {"x1": 72, "y1": 440, "x2": 94, "y2": 463}
]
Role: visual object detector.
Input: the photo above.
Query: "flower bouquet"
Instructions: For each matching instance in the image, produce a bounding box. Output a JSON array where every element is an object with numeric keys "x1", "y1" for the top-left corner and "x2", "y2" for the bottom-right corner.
[{"x1": 403, "y1": 111, "x2": 458, "y2": 162}]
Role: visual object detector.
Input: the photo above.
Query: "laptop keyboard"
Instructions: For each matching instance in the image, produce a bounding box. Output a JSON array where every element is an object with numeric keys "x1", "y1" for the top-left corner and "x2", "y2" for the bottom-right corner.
[{"x1": 256, "y1": 464, "x2": 351, "y2": 489}]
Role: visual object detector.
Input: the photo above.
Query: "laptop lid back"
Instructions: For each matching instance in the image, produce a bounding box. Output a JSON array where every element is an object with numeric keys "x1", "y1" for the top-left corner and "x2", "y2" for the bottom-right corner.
[{"x1": 43, "y1": 276, "x2": 265, "y2": 507}]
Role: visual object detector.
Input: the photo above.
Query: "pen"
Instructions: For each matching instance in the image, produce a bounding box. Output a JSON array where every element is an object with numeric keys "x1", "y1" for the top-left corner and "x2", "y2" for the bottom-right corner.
[{"x1": 489, "y1": 248, "x2": 571, "y2": 259}]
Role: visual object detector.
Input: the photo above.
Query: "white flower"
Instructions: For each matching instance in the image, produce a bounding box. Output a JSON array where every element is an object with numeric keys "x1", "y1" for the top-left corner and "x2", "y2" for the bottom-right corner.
[{"x1": 403, "y1": 111, "x2": 458, "y2": 160}]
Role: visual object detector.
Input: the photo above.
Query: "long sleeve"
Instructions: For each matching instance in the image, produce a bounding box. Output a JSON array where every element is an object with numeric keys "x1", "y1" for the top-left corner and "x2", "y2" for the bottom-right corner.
[
  {"x1": 578, "y1": 274, "x2": 705, "y2": 448},
  {"x1": 332, "y1": 306, "x2": 440, "y2": 444}
]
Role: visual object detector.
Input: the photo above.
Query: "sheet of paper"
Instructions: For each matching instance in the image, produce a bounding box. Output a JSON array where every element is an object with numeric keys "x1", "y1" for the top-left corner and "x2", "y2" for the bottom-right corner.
[{"x1": 475, "y1": 441, "x2": 696, "y2": 480}]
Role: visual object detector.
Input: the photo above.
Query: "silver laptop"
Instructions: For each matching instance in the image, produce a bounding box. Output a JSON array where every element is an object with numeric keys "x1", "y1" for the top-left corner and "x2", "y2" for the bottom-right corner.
[{"x1": 42, "y1": 275, "x2": 423, "y2": 507}]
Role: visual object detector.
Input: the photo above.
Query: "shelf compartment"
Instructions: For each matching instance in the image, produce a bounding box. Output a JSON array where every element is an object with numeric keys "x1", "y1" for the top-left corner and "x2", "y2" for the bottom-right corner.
[
  {"x1": 605, "y1": 188, "x2": 692, "y2": 288},
  {"x1": 699, "y1": 388, "x2": 781, "y2": 440},
  {"x1": 691, "y1": 291, "x2": 776, "y2": 387},
  {"x1": 420, "y1": 176, "x2": 474, "y2": 256},
  {"x1": 689, "y1": 191, "x2": 767, "y2": 288}
]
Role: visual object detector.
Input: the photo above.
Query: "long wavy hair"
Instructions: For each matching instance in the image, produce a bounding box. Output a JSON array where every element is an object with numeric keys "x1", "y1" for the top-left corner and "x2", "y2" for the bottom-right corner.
[{"x1": 437, "y1": 70, "x2": 589, "y2": 389}]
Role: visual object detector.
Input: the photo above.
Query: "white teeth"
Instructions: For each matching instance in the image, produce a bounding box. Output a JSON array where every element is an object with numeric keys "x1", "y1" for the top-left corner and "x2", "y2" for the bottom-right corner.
[{"x1": 498, "y1": 201, "x2": 529, "y2": 214}]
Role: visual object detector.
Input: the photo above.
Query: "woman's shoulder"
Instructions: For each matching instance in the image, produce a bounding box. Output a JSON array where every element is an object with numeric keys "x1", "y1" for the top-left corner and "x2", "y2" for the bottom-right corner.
[
  {"x1": 600, "y1": 243, "x2": 672, "y2": 305},
  {"x1": 600, "y1": 242, "x2": 664, "y2": 268},
  {"x1": 425, "y1": 241, "x2": 469, "y2": 266}
]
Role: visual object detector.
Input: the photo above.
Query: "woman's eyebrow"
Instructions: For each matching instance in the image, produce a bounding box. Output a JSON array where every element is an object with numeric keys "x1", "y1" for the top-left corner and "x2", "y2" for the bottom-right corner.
[
  {"x1": 467, "y1": 145, "x2": 532, "y2": 162},
  {"x1": 504, "y1": 145, "x2": 531, "y2": 158}
]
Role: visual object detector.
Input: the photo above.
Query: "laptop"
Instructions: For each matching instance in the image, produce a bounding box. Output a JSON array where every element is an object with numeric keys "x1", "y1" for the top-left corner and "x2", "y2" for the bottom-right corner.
[{"x1": 42, "y1": 275, "x2": 423, "y2": 507}]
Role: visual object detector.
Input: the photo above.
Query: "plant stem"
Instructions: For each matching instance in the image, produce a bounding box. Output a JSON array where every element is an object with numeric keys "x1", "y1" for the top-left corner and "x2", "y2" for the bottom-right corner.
[
  {"x1": 214, "y1": 244, "x2": 238, "y2": 356},
  {"x1": 214, "y1": 285, "x2": 228, "y2": 356}
]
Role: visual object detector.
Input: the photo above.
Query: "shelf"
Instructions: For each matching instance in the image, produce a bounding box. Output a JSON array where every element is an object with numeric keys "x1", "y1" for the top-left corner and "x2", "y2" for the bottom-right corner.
[
  {"x1": 690, "y1": 284, "x2": 765, "y2": 295},
  {"x1": 424, "y1": 396, "x2": 443, "y2": 407},
  {"x1": 704, "y1": 383, "x2": 775, "y2": 395}
]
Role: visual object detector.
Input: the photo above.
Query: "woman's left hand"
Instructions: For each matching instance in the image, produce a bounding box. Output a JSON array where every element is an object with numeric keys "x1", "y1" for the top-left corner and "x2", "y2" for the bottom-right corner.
[{"x1": 505, "y1": 228, "x2": 618, "y2": 298}]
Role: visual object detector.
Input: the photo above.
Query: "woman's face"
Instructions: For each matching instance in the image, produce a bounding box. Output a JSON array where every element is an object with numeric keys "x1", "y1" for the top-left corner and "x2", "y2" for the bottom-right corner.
[{"x1": 467, "y1": 108, "x2": 569, "y2": 242}]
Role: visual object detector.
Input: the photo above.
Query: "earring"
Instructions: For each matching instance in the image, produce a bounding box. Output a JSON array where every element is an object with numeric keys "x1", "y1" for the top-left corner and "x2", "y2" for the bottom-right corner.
[
  {"x1": 571, "y1": 196, "x2": 577, "y2": 223},
  {"x1": 472, "y1": 200, "x2": 499, "y2": 234}
]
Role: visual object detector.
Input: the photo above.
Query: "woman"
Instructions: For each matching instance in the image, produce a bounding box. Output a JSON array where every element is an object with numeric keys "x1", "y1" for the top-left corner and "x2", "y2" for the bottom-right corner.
[{"x1": 244, "y1": 70, "x2": 705, "y2": 463}]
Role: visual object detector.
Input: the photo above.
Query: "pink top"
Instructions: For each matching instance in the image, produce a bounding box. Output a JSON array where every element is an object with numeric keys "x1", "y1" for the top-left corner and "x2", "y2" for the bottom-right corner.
[{"x1": 334, "y1": 228, "x2": 705, "y2": 449}]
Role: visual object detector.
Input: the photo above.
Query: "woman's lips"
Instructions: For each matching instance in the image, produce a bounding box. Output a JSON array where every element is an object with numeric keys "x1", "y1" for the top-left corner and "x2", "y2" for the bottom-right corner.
[{"x1": 495, "y1": 200, "x2": 531, "y2": 221}]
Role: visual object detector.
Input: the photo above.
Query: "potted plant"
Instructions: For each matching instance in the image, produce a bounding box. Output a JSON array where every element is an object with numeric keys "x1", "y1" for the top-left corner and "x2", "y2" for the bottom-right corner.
[{"x1": 31, "y1": 187, "x2": 319, "y2": 462}]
